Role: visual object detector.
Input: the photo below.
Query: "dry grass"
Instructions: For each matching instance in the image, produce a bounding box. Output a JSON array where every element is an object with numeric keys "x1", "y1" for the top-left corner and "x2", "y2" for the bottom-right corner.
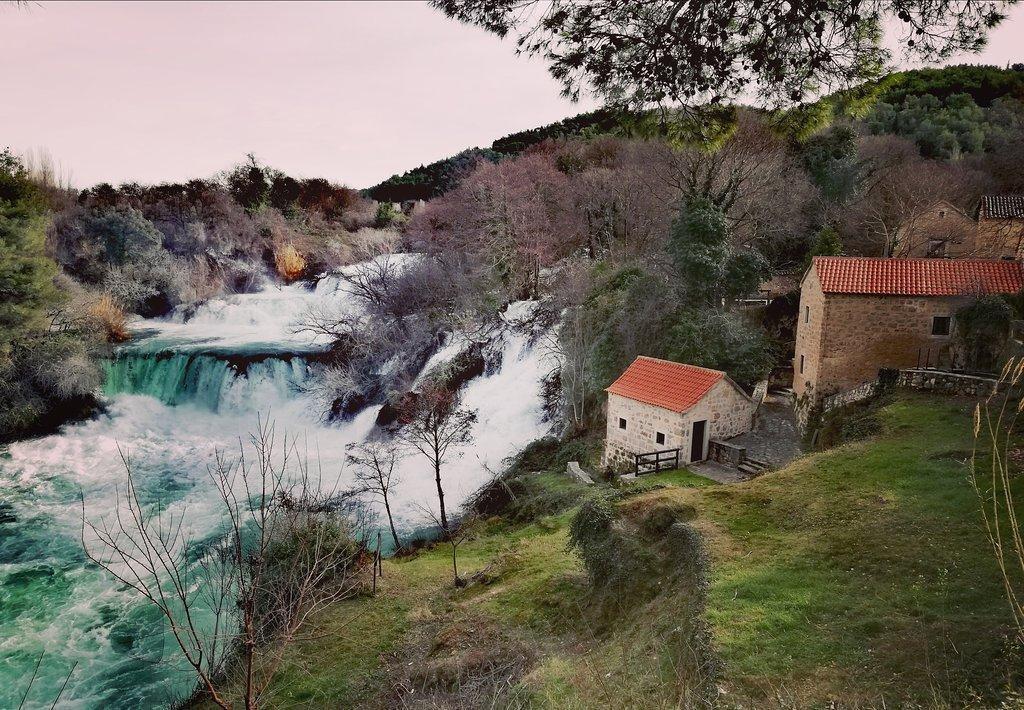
[
  {"x1": 274, "y1": 243, "x2": 307, "y2": 282},
  {"x1": 88, "y1": 293, "x2": 130, "y2": 342}
]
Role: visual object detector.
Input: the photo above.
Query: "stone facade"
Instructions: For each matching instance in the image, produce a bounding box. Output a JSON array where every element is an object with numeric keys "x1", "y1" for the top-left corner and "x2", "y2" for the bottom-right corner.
[
  {"x1": 820, "y1": 380, "x2": 878, "y2": 415},
  {"x1": 895, "y1": 200, "x2": 1023, "y2": 259},
  {"x1": 603, "y1": 380, "x2": 754, "y2": 469},
  {"x1": 896, "y1": 201, "x2": 976, "y2": 258},
  {"x1": 793, "y1": 273, "x2": 968, "y2": 411},
  {"x1": 975, "y1": 216, "x2": 1024, "y2": 259}
]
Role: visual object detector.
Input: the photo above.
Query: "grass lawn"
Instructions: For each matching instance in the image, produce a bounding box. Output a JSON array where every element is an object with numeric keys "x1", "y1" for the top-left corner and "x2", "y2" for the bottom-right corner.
[
  {"x1": 249, "y1": 392, "x2": 1020, "y2": 708},
  {"x1": 687, "y1": 393, "x2": 1021, "y2": 705}
]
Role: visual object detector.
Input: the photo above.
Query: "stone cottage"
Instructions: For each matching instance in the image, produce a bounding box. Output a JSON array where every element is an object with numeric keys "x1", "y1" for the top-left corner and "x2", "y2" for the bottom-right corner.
[
  {"x1": 895, "y1": 200, "x2": 976, "y2": 258},
  {"x1": 793, "y1": 256, "x2": 1024, "y2": 415},
  {"x1": 603, "y1": 356, "x2": 754, "y2": 469},
  {"x1": 896, "y1": 196, "x2": 1024, "y2": 259}
]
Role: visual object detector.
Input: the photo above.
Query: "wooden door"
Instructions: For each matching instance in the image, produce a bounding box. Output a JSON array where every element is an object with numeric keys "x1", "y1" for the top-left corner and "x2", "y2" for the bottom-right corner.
[{"x1": 690, "y1": 420, "x2": 707, "y2": 462}]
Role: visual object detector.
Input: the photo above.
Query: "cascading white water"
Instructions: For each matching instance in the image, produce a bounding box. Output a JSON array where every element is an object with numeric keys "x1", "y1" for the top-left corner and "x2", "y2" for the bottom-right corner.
[{"x1": 0, "y1": 257, "x2": 552, "y2": 709}]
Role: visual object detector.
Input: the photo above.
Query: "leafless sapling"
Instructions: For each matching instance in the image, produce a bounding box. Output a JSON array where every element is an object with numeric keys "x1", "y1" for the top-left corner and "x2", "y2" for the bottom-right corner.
[{"x1": 396, "y1": 383, "x2": 477, "y2": 535}]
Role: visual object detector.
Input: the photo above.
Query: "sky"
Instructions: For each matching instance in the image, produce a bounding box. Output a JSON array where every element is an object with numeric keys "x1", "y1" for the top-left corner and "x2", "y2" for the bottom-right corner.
[{"x1": 1, "y1": 1, "x2": 1022, "y2": 190}]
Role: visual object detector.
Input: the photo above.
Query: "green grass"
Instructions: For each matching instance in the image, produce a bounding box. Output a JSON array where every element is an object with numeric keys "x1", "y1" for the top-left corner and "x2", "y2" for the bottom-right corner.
[
  {"x1": 251, "y1": 392, "x2": 1020, "y2": 708},
  {"x1": 689, "y1": 394, "x2": 1020, "y2": 705}
]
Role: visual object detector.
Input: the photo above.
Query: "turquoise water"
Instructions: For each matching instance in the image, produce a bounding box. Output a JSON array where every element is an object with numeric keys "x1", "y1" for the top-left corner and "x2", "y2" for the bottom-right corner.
[{"x1": 0, "y1": 273, "x2": 550, "y2": 708}]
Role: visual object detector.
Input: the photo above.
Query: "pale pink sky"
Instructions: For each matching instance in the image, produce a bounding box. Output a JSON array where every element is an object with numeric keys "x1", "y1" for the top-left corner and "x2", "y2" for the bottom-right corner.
[{"x1": 1, "y1": 1, "x2": 1022, "y2": 190}]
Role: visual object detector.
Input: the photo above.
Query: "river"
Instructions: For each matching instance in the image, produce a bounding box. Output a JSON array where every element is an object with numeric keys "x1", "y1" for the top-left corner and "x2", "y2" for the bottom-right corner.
[{"x1": 0, "y1": 259, "x2": 551, "y2": 708}]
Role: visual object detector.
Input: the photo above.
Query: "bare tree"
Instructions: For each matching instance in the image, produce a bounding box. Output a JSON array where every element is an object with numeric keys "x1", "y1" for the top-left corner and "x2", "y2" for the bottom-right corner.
[
  {"x1": 396, "y1": 383, "x2": 477, "y2": 534},
  {"x1": 81, "y1": 419, "x2": 366, "y2": 709},
  {"x1": 346, "y1": 439, "x2": 404, "y2": 551},
  {"x1": 538, "y1": 261, "x2": 603, "y2": 431},
  {"x1": 416, "y1": 503, "x2": 475, "y2": 587}
]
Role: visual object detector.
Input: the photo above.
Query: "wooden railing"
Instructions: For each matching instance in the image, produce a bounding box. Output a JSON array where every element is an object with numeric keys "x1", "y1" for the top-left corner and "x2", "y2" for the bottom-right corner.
[{"x1": 635, "y1": 448, "x2": 681, "y2": 476}]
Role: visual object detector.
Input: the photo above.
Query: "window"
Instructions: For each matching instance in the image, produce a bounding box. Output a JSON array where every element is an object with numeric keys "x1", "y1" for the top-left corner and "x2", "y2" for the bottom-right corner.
[
  {"x1": 931, "y1": 315, "x2": 951, "y2": 336},
  {"x1": 656, "y1": 432, "x2": 665, "y2": 445},
  {"x1": 927, "y1": 239, "x2": 946, "y2": 258},
  {"x1": 799, "y1": 354, "x2": 805, "y2": 374},
  {"x1": 804, "y1": 305, "x2": 809, "y2": 324},
  {"x1": 939, "y1": 209, "x2": 947, "y2": 218},
  {"x1": 618, "y1": 417, "x2": 627, "y2": 430}
]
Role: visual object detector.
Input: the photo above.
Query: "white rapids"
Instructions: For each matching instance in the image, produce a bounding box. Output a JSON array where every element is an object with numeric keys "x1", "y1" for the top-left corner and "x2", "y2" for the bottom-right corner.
[{"x1": 0, "y1": 256, "x2": 552, "y2": 708}]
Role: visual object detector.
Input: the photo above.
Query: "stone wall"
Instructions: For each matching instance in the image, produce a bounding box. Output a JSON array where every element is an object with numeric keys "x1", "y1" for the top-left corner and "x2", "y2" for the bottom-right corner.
[
  {"x1": 976, "y1": 217, "x2": 1024, "y2": 259},
  {"x1": 821, "y1": 380, "x2": 878, "y2": 414},
  {"x1": 792, "y1": 268, "x2": 826, "y2": 403},
  {"x1": 897, "y1": 368, "x2": 998, "y2": 397},
  {"x1": 603, "y1": 393, "x2": 687, "y2": 468},
  {"x1": 794, "y1": 285, "x2": 969, "y2": 414},
  {"x1": 708, "y1": 439, "x2": 745, "y2": 466},
  {"x1": 801, "y1": 367, "x2": 998, "y2": 434}
]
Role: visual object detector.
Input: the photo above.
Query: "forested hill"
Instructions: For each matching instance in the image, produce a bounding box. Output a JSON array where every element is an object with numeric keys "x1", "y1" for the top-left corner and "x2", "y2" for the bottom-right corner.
[
  {"x1": 367, "y1": 64, "x2": 1024, "y2": 202},
  {"x1": 365, "y1": 107, "x2": 630, "y2": 201}
]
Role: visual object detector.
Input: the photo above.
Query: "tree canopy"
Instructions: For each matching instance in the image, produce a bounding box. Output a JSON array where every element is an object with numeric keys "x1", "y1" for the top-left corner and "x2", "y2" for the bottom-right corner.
[{"x1": 431, "y1": 0, "x2": 1010, "y2": 108}]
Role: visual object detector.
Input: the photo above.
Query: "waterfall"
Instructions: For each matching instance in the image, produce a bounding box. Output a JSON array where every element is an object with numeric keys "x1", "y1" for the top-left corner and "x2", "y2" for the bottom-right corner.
[
  {"x1": 102, "y1": 352, "x2": 311, "y2": 412},
  {"x1": 0, "y1": 259, "x2": 552, "y2": 709}
]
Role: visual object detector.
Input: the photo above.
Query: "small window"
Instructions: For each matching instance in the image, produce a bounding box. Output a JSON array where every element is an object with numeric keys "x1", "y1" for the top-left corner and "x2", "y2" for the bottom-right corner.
[
  {"x1": 799, "y1": 354, "x2": 805, "y2": 374},
  {"x1": 618, "y1": 417, "x2": 627, "y2": 430},
  {"x1": 932, "y1": 316, "x2": 951, "y2": 336},
  {"x1": 927, "y1": 239, "x2": 946, "y2": 258},
  {"x1": 656, "y1": 432, "x2": 665, "y2": 445},
  {"x1": 939, "y1": 210, "x2": 947, "y2": 218},
  {"x1": 804, "y1": 305, "x2": 810, "y2": 324}
]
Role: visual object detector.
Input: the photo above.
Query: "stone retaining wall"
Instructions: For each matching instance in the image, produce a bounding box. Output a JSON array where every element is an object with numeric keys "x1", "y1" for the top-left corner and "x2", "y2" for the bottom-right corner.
[
  {"x1": 821, "y1": 380, "x2": 878, "y2": 414},
  {"x1": 708, "y1": 439, "x2": 746, "y2": 467},
  {"x1": 897, "y1": 368, "x2": 998, "y2": 397}
]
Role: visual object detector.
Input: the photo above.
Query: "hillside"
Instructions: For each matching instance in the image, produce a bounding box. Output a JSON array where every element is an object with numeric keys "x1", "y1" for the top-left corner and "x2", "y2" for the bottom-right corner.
[
  {"x1": 367, "y1": 64, "x2": 1024, "y2": 202},
  {"x1": 219, "y1": 392, "x2": 1020, "y2": 708},
  {"x1": 365, "y1": 107, "x2": 630, "y2": 202}
]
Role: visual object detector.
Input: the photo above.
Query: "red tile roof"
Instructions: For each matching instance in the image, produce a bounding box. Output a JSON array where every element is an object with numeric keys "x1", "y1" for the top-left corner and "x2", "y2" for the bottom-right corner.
[
  {"x1": 606, "y1": 356, "x2": 724, "y2": 413},
  {"x1": 812, "y1": 256, "x2": 1024, "y2": 296}
]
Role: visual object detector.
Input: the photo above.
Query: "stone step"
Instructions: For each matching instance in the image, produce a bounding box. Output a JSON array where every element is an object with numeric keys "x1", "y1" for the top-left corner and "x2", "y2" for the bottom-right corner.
[{"x1": 738, "y1": 458, "x2": 770, "y2": 476}]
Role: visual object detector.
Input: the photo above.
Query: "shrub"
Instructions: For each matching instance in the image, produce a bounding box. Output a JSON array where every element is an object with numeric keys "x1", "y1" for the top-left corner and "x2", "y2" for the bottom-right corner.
[
  {"x1": 469, "y1": 472, "x2": 584, "y2": 523},
  {"x1": 80, "y1": 206, "x2": 163, "y2": 268},
  {"x1": 274, "y1": 243, "x2": 306, "y2": 282},
  {"x1": 566, "y1": 493, "x2": 718, "y2": 701},
  {"x1": 374, "y1": 202, "x2": 403, "y2": 228},
  {"x1": 88, "y1": 294, "x2": 130, "y2": 343},
  {"x1": 818, "y1": 397, "x2": 885, "y2": 449},
  {"x1": 955, "y1": 295, "x2": 1014, "y2": 372}
]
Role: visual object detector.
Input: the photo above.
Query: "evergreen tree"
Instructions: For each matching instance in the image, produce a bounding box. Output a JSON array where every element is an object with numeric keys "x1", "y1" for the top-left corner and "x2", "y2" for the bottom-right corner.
[
  {"x1": 668, "y1": 197, "x2": 769, "y2": 307},
  {"x1": 0, "y1": 149, "x2": 56, "y2": 354}
]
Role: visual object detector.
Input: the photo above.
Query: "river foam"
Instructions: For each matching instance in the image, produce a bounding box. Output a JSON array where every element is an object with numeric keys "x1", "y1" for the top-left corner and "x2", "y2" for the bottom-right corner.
[{"x1": 0, "y1": 257, "x2": 551, "y2": 708}]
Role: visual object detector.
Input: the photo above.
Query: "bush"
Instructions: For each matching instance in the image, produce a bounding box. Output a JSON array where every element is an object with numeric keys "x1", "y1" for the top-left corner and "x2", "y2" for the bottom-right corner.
[
  {"x1": 818, "y1": 397, "x2": 885, "y2": 449},
  {"x1": 87, "y1": 294, "x2": 130, "y2": 342},
  {"x1": 80, "y1": 206, "x2": 163, "y2": 269},
  {"x1": 955, "y1": 295, "x2": 1014, "y2": 372},
  {"x1": 566, "y1": 493, "x2": 718, "y2": 701},
  {"x1": 374, "y1": 202, "x2": 403, "y2": 228},
  {"x1": 273, "y1": 243, "x2": 306, "y2": 282},
  {"x1": 469, "y1": 472, "x2": 584, "y2": 523}
]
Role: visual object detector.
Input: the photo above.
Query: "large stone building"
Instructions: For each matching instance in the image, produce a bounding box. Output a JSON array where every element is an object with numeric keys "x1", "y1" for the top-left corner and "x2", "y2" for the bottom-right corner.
[
  {"x1": 897, "y1": 196, "x2": 1024, "y2": 259},
  {"x1": 895, "y1": 200, "x2": 976, "y2": 258},
  {"x1": 976, "y1": 195, "x2": 1024, "y2": 259},
  {"x1": 793, "y1": 256, "x2": 1024, "y2": 412},
  {"x1": 603, "y1": 356, "x2": 754, "y2": 469}
]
